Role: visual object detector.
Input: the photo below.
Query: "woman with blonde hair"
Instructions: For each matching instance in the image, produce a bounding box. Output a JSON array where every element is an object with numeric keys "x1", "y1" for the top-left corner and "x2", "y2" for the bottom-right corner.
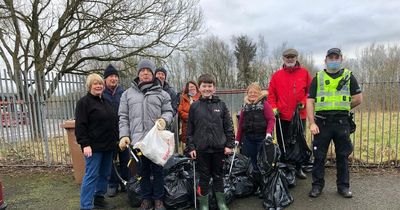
[
  {"x1": 75, "y1": 73, "x2": 118, "y2": 210},
  {"x1": 236, "y1": 82, "x2": 275, "y2": 170}
]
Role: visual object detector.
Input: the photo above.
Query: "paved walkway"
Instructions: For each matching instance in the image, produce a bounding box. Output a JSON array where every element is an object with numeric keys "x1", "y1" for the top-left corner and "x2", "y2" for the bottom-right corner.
[{"x1": 229, "y1": 168, "x2": 400, "y2": 210}]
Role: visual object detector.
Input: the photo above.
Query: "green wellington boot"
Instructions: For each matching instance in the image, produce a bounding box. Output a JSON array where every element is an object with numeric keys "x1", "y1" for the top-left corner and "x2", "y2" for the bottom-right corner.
[
  {"x1": 215, "y1": 192, "x2": 229, "y2": 210},
  {"x1": 197, "y1": 194, "x2": 209, "y2": 210}
]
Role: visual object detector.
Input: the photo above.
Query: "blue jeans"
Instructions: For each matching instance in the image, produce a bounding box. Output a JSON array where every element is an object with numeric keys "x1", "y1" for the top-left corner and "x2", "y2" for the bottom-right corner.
[
  {"x1": 109, "y1": 149, "x2": 131, "y2": 188},
  {"x1": 242, "y1": 133, "x2": 265, "y2": 171},
  {"x1": 137, "y1": 156, "x2": 164, "y2": 200},
  {"x1": 80, "y1": 151, "x2": 113, "y2": 209}
]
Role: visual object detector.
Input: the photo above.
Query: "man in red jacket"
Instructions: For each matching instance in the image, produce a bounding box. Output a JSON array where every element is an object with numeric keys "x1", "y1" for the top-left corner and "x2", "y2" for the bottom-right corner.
[{"x1": 268, "y1": 48, "x2": 312, "y2": 179}]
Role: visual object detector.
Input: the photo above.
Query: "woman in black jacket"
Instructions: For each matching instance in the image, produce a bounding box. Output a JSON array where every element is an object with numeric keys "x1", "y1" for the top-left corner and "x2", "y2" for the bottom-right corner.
[{"x1": 75, "y1": 73, "x2": 118, "y2": 210}]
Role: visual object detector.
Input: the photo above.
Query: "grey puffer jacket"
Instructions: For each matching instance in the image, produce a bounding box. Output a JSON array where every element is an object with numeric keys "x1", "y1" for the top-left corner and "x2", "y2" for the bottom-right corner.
[{"x1": 119, "y1": 78, "x2": 173, "y2": 146}]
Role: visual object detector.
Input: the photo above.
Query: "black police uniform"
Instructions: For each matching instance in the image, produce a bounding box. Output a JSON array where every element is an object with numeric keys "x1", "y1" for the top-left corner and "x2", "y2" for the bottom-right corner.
[{"x1": 308, "y1": 69, "x2": 361, "y2": 192}]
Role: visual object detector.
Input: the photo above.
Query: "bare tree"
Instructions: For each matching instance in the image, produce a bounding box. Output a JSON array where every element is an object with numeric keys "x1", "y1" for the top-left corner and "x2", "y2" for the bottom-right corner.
[
  {"x1": 298, "y1": 52, "x2": 317, "y2": 76},
  {"x1": 352, "y1": 43, "x2": 400, "y2": 83},
  {"x1": 0, "y1": 0, "x2": 203, "y2": 139},
  {"x1": 198, "y1": 35, "x2": 235, "y2": 88},
  {"x1": 253, "y1": 35, "x2": 270, "y2": 88}
]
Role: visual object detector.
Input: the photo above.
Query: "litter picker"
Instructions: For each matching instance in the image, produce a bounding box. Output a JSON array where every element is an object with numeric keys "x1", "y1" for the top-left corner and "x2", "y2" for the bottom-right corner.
[
  {"x1": 229, "y1": 143, "x2": 238, "y2": 176},
  {"x1": 277, "y1": 117, "x2": 287, "y2": 155},
  {"x1": 193, "y1": 160, "x2": 197, "y2": 210}
]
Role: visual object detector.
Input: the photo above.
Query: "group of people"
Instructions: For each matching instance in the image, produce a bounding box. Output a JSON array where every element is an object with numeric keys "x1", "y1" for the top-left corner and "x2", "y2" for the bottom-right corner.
[{"x1": 74, "y1": 47, "x2": 362, "y2": 210}]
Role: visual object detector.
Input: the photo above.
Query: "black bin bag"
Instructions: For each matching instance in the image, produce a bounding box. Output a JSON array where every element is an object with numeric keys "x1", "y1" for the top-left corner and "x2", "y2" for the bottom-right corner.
[
  {"x1": 257, "y1": 137, "x2": 281, "y2": 175},
  {"x1": 127, "y1": 176, "x2": 142, "y2": 208},
  {"x1": 233, "y1": 175, "x2": 254, "y2": 198},
  {"x1": 279, "y1": 163, "x2": 296, "y2": 188},
  {"x1": 262, "y1": 166, "x2": 294, "y2": 209},
  {"x1": 163, "y1": 154, "x2": 195, "y2": 209},
  {"x1": 257, "y1": 137, "x2": 294, "y2": 209},
  {"x1": 285, "y1": 108, "x2": 311, "y2": 165},
  {"x1": 223, "y1": 153, "x2": 250, "y2": 176}
]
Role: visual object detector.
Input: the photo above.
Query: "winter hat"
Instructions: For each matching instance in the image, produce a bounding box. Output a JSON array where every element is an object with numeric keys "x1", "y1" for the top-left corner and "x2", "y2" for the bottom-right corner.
[
  {"x1": 155, "y1": 67, "x2": 167, "y2": 78},
  {"x1": 137, "y1": 59, "x2": 156, "y2": 75},
  {"x1": 103, "y1": 64, "x2": 119, "y2": 78}
]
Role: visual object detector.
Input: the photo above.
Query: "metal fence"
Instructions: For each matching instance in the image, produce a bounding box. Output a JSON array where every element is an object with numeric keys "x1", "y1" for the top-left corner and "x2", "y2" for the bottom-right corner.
[{"x1": 0, "y1": 70, "x2": 399, "y2": 167}]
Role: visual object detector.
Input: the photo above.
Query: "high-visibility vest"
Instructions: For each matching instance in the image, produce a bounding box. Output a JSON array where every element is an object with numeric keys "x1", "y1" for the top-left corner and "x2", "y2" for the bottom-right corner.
[{"x1": 315, "y1": 69, "x2": 351, "y2": 111}]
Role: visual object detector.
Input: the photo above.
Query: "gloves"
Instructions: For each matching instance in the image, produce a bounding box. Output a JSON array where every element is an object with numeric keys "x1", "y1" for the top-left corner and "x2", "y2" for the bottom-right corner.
[
  {"x1": 156, "y1": 118, "x2": 166, "y2": 130},
  {"x1": 119, "y1": 137, "x2": 131, "y2": 151},
  {"x1": 297, "y1": 103, "x2": 305, "y2": 109},
  {"x1": 272, "y1": 108, "x2": 279, "y2": 117},
  {"x1": 265, "y1": 133, "x2": 273, "y2": 141}
]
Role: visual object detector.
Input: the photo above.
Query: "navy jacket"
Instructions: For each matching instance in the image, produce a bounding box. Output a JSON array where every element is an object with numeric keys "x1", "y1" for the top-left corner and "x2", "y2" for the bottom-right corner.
[{"x1": 103, "y1": 85, "x2": 124, "y2": 112}]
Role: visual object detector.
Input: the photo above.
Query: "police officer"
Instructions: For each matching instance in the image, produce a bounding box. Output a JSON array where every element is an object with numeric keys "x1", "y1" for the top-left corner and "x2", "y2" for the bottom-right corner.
[{"x1": 306, "y1": 48, "x2": 362, "y2": 198}]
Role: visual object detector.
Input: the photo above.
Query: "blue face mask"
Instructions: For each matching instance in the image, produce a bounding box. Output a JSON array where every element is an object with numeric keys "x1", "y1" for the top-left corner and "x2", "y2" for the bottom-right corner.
[{"x1": 326, "y1": 61, "x2": 341, "y2": 70}]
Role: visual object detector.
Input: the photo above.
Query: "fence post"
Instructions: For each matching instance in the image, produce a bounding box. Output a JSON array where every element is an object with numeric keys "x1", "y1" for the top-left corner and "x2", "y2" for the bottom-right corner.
[{"x1": 40, "y1": 97, "x2": 51, "y2": 166}]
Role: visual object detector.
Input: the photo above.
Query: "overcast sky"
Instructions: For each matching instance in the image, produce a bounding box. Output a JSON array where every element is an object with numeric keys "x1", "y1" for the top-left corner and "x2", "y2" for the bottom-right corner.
[{"x1": 199, "y1": 0, "x2": 400, "y2": 65}]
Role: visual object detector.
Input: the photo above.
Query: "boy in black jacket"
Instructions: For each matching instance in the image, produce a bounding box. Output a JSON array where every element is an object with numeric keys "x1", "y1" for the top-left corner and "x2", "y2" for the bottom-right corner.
[{"x1": 186, "y1": 74, "x2": 235, "y2": 210}]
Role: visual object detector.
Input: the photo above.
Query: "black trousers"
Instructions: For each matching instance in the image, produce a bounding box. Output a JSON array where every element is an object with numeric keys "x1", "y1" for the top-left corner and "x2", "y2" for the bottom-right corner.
[
  {"x1": 197, "y1": 151, "x2": 225, "y2": 195},
  {"x1": 311, "y1": 116, "x2": 353, "y2": 190}
]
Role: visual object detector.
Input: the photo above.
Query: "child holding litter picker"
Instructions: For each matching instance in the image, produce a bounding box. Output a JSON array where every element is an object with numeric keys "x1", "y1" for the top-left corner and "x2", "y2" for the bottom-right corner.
[{"x1": 186, "y1": 74, "x2": 235, "y2": 210}]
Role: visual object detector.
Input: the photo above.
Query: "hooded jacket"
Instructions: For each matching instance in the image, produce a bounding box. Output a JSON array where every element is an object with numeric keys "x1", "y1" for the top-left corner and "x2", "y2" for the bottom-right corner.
[
  {"x1": 186, "y1": 96, "x2": 235, "y2": 153},
  {"x1": 267, "y1": 64, "x2": 312, "y2": 121},
  {"x1": 118, "y1": 78, "x2": 173, "y2": 146}
]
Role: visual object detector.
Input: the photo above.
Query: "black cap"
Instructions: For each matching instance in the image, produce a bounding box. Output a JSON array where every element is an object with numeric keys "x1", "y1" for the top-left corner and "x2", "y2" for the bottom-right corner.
[
  {"x1": 103, "y1": 64, "x2": 119, "y2": 78},
  {"x1": 155, "y1": 67, "x2": 167, "y2": 78},
  {"x1": 326, "y1": 48, "x2": 342, "y2": 57}
]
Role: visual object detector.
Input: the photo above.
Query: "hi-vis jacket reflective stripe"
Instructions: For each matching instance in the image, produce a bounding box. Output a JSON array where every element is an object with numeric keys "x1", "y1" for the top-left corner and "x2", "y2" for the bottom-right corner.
[{"x1": 315, "y1": 69, "x2": 351, "y2": 111}]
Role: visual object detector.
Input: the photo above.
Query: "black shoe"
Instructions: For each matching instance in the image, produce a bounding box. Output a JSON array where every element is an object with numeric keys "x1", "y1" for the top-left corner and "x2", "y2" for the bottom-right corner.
[
  {"x1": 107, "y1": 186, "x2": 117, "y2": 197},
  {"x1": 94, "y1": 196, "x2": 116, "y2": 209},
  {"x1": 309, "y1": 187, "x2": 322, "y2": 198},
  {"x1": 338, "y1": 188, "x2": 353, "y2": 198},
  {"x1": 296, "y1": 168, "x2": 307, "y2": 179}
]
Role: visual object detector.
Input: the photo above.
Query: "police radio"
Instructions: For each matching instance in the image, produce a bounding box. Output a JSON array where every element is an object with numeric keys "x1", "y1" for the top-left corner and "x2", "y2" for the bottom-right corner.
[{"x1": 336, "y1": 74, "x2": 351, "y2": 91}]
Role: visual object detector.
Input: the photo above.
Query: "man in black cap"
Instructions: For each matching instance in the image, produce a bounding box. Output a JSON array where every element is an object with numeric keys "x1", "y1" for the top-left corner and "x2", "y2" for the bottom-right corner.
[
  {"x1": 155, "y1": 67, "x2": 178, "y2": 116},
  {"x1": 102, "y1": 64, "x2": 129, "y2": 197},
  {"x1": 307, "y1": 48, "x2": 362, "y2": 198}
]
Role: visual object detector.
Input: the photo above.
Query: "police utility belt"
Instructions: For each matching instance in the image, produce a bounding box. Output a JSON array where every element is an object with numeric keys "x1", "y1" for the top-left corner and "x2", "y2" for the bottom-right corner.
[{"x1": 314, "y1": 114, "x2": 349, "y2": 125}]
